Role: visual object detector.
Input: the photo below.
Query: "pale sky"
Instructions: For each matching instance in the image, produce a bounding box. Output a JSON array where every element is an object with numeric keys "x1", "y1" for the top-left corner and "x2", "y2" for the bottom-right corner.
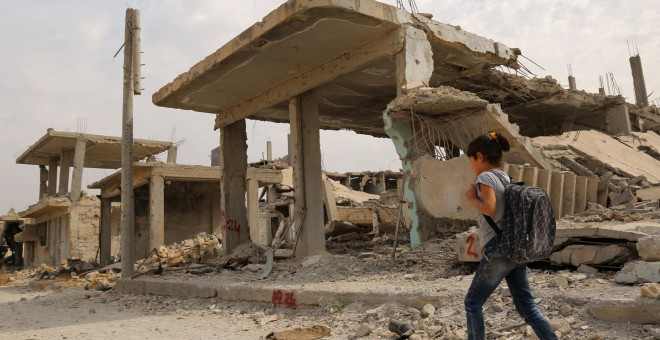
[{"x1": 1, "y1": 0, "x2": 658, "y2": 213}]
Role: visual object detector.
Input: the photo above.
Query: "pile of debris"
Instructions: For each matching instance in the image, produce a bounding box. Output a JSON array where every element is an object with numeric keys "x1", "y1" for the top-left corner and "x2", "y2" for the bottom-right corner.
[
  {"x1": 138, "y1": 232, "x2": 223, "y2": 270},
  {"x1": 27, "y1": 260, "x2": 117, "y2": 291},
  {"x1": 533, "y1": 130, "x2": 660, "y2": 207}
]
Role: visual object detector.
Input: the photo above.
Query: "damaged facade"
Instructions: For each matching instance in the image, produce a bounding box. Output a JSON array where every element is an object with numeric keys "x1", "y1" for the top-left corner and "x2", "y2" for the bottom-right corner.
[
  {"x1": 14, "y1": 129, "x2": 173, "y2": 267},
  {"x1": 150, "y1": 0, "x2": 659, "y2": 259}
]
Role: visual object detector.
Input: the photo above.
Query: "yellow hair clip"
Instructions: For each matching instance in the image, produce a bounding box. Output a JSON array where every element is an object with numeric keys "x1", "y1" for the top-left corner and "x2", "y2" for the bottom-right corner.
[{"x1": 489, "y1": 132, "x2": 498, "y2": 141}]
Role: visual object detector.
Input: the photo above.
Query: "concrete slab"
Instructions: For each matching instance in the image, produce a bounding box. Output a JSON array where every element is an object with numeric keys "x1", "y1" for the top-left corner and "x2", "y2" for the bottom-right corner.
[
  {"x1": 556, "y1": 221, "x2": 660, "y2": 242},
  {"x1": 16, "y1": 129, "x2": 172, "y2": 169},
  {"x1": 615, "y1": 261, "x2": 660, "y2": 284},
  {"x1": 412, "y1": 155, "x2": 474, "y2": 220},
  {"x1": 533, "y1": 130, "x2": 660, "y2": 185},
  {"x1": 587, "y1": 298, "x2": 660, "y2": 324},
  {"x1": 153, "y1": 0, "x2": 519, "y2": 137}
]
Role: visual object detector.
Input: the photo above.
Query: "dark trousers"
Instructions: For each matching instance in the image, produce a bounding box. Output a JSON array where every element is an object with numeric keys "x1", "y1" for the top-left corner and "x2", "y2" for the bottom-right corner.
[{"x1": 464, "y1": 241, "x2": 557, "y2": 340}]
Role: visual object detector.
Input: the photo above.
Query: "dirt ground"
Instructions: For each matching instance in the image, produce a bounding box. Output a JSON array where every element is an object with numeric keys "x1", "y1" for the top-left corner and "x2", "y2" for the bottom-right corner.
[{"x1": 1, "y1": 242, "x2": 659, "y2": 340}]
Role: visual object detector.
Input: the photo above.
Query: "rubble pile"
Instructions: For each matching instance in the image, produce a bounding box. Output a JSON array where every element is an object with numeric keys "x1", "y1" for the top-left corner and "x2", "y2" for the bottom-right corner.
[
  {"x1": 139, "y1": 232, "x2": 222, "y2": 270},
  {"x1": 25, "y1": 261, "x2": 117, "y2": 292}
]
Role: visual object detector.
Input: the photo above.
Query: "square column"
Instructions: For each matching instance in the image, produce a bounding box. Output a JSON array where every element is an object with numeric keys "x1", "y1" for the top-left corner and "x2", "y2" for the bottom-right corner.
[
  {"x1": 71, "y1": 139, "x2": 86, "y2": 201},
  {"x1": 606, "y1": 105, "x2": 632, "y2": 135},
  {"x1": 219, "y1": 119, "x2": 248, "y2": 254},
  {"x1": 48, "y1": 157, "x2": 59, "y2": 197},
  {"x1": 290, "y1": 94, "x2": 325, "y2": 258},
  {"x1": 39, "y1": 165, "x2": 48, "y2": 199},
  {"x1": 99, "y1": 197, "x2": 112, "y2": 265},
  {"x1": 149, "y1": 175, "x2": 165, "y2": 251},
  {"x1": 550, "y1": 172, "x2": 565, "y2": 218},
  {"x1": 58, "y1": 149, "x2": 73, "y2": 196}
]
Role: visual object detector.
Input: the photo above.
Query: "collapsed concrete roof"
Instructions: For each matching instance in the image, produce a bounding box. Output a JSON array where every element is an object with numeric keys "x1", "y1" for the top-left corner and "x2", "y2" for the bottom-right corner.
[
  {"x1": 152, "y1": 0, "x2": 520, "y2": 137},
  {"x1": 16, "y1": 129, "x2": 173, "y2": 169}
]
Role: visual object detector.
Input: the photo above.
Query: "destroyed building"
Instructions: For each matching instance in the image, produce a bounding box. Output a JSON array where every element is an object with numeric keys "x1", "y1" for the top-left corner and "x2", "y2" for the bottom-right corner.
[
  {"x1": 14, "y1": 129, "x2": 174, "y2": 267},
  {"x1": 149, "y1": 0, "x2": 659, "y2": 259},
  {"x1": 89, "y1": 162, "x2": 282, "y2": 264}
]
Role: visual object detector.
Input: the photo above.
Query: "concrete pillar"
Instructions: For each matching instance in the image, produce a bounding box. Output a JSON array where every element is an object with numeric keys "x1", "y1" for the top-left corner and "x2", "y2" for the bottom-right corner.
[
  {"x1": 290, "y1": 94, "x2": 325, "y2": 258},
  {"x1": 219, "y1": 119, "x2": 248, "y2": 254},
  {"x1": 503, "y1": 163, "x2": 510, "y2": 174},
  {"x1": 522, "y1": 166, "x2": 539, "y2": 187},
  {"x1": 597, "y1": 187, "x2": 609, "y2": 207},
  {"x1": 382, "y1": 25, "x2": 434, "y2": 250},
  {"x1": 598, "y1": 88, "x2": 606, "y2": 95},
  {"x1": 395, "y1": 25, "x2": 433, "y2": 93},
  {"x1": 343, "y1": 175, "x2": 351, "y2": 189},
  {"x1": 266, "y1": 185, "x2": 279, "y2": 203},
  {"x1": 267, "y1": 141, "x2": 272, "y2": 162},
  {"x1": 58, "y1": 149, "x2": 73, "y2": 196},
  {"x1": 606, "y1": 105, "x2": 632, "y2": 135},
  {"x1": 586, "y1": 177, "x2": 598, "y2": 205},
  {"x1": 575, "y1": 176, "x2": 588, "y2": 214},
  {"x1": 48, "y1": 157, "x2": 59, "y2": 197},
  {"x1": 630, "y1": 55, "x2": 649, "y2": 107},
  {"x1": 39, "y1": 165, "x2": 48, "y2": 199},
  {"x1": 507, "y1": 164, "x2": 524, "y2": 182},
  {"x1": 562, "y1": 172, "x2": 577, "y2": 217},
  {"x1": 149, "y1": 175, "x2": 165, "y2": 251},
  {"x1": 550, "y1": 172, "x2": 565, "y2": 218},
  {"x1": 568, "y1": 75, "x2": 577, "y2": 90},
  {"x1": 70, "y1": 139, "x2": 86, "y2": 202},
  {"x1": 537, "y1": 169, "x2": 552, "y2": 196},
  {"x1": 247, "y1": 178, "x2": 267, "y2": 245},
  {"x1": 377, "y1": 173, "x2": 387, "y2": 194},
  {"x1": 167, "y1": 146, "x2": 178, "y2": 164},
  {"x1": 99, "y1": 197, "x2": 112, "y2": 265}
]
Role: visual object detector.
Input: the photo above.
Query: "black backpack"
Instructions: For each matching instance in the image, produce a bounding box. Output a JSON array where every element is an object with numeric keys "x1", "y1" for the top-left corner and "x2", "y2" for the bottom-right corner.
[{"x1": 482, "y1": 170, "x2": 556, "y2": 263}]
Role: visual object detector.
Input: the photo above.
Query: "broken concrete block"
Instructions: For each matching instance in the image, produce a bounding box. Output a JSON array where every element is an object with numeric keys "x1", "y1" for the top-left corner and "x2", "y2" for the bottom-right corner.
[
  {"x1": 587, "y1": 298, "x2": 660, "y2": 324},
  {"x1": 455, "y1": 229, "x2": 482, "y2": 262},
  {"x1": 549, "y1": 244, "x2": 632, "y2": 266},
  {"x1": 413, "y1": 155, "x2": 475, "y2": 220},
  {"x1": 302, "y1": 255, "x2": 322, "y2": 268},
  {"x1": 609, "y1": 188, "x2": 634, "y2": 206},
  {"x1": 637, "y1": 236, "x2": 660, "y2": 262},
  {"x1": 615, "y1": 261, "x2": 660, "y2": 284}
]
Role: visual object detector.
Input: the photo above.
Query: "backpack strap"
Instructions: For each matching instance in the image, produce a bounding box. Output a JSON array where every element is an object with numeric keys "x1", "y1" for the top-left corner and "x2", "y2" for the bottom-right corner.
[
  {"x1": 480, "y1": 169, "x2": 511, "y2": 237},
  {"x1": 482, "y1": 214, "x2": 502, "y2": 236}
]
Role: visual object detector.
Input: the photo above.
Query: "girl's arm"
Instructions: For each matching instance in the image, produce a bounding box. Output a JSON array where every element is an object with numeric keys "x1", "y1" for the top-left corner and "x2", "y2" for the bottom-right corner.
[{"x1": 464, "y1": 183, "x2": 497, "y2": 216}]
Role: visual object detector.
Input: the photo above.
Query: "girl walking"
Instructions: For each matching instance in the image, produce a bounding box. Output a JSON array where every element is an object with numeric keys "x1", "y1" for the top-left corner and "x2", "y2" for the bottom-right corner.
[{"x1": 463, "y1": 132, "x2": 557, "y2": 340}]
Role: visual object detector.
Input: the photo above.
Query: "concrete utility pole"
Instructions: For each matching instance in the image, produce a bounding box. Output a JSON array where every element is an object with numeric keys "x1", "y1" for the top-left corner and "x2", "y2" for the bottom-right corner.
[{"x1": 121, "y1": 8, "x2": 141, "y2": 278}]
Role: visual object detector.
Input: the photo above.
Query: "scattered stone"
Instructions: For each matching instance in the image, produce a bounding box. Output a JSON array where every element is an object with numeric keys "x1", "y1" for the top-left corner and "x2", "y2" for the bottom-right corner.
[
  {"x1": 500, "y1": 287, "x2": 511, "y2": 297},
  {"x1": 577, "y1": 264, "x2": 599, "y2": 275},
  {"x1": 559, "y1": 305, "x2": 572, "y2": 316},
  {"x1": 615, "y1": 261, "x2": 660, "y2": 284},
  {"x1": 421, "y1": 304, "x2": 435, "y2": 318},
  {"x1": 640, "y1": 284, "x2": 660, "y2": 299},
  {"x1": 355, "y1": 324, "x2": 371, "y2": 337},
  {"x1": 491, "y1": 302, "x2": 505, "y2": 313},
  {"x1": 549, "y1": 276, "x2": 569, "y2": 288},
  {"x1": 404, "y1": 274, "x2": 417, "y2": 280},
  {"x1": 549, "y1": 318, "x2": 571, "y2": 334},
  {"x1": 302, "y1": 255, "x2": 322, "y2": 268},
  {"x1": 637, "y1": 236, "x2": 660, "y2": 262},
  {"x1": 89, "y1": 309, "x2": 96, "y2": 314}
]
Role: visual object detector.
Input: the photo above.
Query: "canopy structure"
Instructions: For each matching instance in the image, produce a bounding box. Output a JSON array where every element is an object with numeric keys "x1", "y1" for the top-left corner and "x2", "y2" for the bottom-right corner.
[
  {"x1": 17, "y1": 129, "x2": 173, "y2": 169},
  {"x1": 153, "y1": 0, "x2": 519, "y2": 137}
]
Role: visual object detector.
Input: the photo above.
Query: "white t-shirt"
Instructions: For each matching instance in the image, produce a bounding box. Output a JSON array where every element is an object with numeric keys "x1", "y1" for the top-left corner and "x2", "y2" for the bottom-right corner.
[{"x1": 475, "y1": 169, "x2": 509, "y2": 246}]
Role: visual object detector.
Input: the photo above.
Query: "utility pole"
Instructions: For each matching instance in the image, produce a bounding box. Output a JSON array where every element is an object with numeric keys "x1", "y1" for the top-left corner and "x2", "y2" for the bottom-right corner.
[{"x1": 121, "y1": 8, "x2": 141, "y2": 278}]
